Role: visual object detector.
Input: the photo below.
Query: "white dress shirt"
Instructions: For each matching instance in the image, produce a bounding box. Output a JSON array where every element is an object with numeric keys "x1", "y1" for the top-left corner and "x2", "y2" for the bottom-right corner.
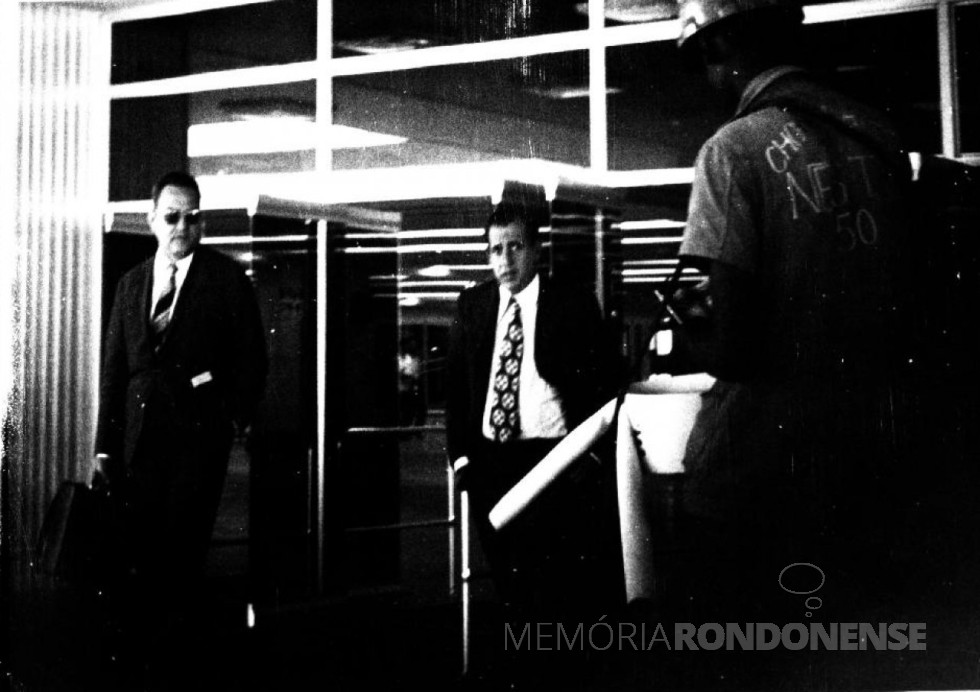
[{"x1": 482, "y1": 275, "x2": 568, "y2": 441}]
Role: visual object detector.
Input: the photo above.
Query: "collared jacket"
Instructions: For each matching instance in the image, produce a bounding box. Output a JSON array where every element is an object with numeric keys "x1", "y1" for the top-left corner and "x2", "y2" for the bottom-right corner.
[
  {"x1": 95, "y1": 246, "x2": 268, "y2": 467},
  {"x1": 446, "y1": 276, "x2": 622, "y2": 464}
]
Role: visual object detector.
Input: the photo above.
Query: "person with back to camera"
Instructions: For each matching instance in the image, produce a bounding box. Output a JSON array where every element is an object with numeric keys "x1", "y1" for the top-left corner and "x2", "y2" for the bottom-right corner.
[
  {"x1": 662, "y1": 0, "x2": 914, "y2": 628},
  {"x1": 92, "y1": 171, "x2": 267, "y2": 687}
]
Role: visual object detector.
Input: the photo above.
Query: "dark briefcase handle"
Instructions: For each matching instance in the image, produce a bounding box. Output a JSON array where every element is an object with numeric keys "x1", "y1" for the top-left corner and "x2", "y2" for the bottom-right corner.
[{"x1": 36, "y1": 480, "x2": 114, "y2": 582}]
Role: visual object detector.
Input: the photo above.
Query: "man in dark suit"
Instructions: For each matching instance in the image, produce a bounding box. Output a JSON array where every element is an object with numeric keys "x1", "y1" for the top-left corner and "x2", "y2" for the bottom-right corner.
[
  {"x1": 447, "y1": 203, "x2": 623, "y2": 626},
  {"x1": 92, "y1": 171, "x2": 267, "y2": 682}
]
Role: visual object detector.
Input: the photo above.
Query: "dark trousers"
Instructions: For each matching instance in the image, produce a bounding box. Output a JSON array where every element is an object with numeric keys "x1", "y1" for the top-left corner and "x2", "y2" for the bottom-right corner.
[
  {"x1": 467, "y1": 437, "x2": 624, "y2": 623},
  {"x1": 106, "y1": 419, "x2": 232, "y2": 688}
]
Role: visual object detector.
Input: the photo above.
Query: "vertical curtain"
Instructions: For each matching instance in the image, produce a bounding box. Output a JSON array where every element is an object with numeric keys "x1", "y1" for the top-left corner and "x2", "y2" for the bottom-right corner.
[{"x1": 6, "y1": 4, "x2": 108, "y2": 572}]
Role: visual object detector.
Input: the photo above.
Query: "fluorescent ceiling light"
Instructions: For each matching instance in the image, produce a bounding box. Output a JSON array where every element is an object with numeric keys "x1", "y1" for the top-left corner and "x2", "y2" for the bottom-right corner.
[
  {"x1": 398, "y1": 280, "x2": 475, "y2": 288},
  {"x1": 341, "y1": 243, "x2": 487, "y2": 255},
  {"x1": 527, "y1": 86, "x2": 623, "y2": 100},
  {"x1": 188, "y1": 121, "x2": 407, "y2": 157},
  {"x1": 399, "y1": 229, "x2": 484, "y2": 240},
  {"x1": 419, "y1": 265, "x2": 452, "y2": 278},
  {"x1": 618, "y1": 219, "x2": 686, "y2": 231},
  {"x1": 345, "y1": 228, "x2": 485, "y2": 241},
  {"x1": 189, "y1": 160, "x2": 693, "y2": 208},
  {"x1": 623, "y1": 268, "x2": 687, "y2": 276},
  {"x1": 331, "y1": 124, "x2": 407, "y2": 148},
  {"x1": 201, "y1": 235, "x2": 314, "y2": 245},
  {"x1": 624, "y1": 276, "x2": 701, "y2": 284},
  {"x1": 621, "y1": 236, "x2": 684, "y2": 245},
  {"x1": 336, "y1": 36, "x2": 433, "y2": 54},
  {"x1": 574, "y1": 0, "x2": 677, "y2": 23},
  {"x1": 602, "y1": 168, "x2": 695, "y2": 186},
  {"x1": 623, "y1": 259, "x2": 681, "y2": 266},
  {"x1": 384, "y1": 292, "x2": 461, "y2": 301},
  {"x1": 418, "y1": 264, "x2": 491, "y2": 276}
]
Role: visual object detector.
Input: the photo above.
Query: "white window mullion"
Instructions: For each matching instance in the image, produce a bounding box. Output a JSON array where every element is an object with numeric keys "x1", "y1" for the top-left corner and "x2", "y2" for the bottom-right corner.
[
  {"x1": 108, "y1": 61, "x2": 319, "y2": 99},
  {"x1": 314, "y1": 0, "x2": 331, "y2": 597},
  {"x1": 106, "y1": 0, "x2": 933, "y2": 99},
  {"x1": 938, "y1": 0, "x2": 959, "y2": 158},
  {"x1": 803, "y1": 0, "x2": 934, "y2": 23},
  {"x1": 106, "y1": 0, "x2": 277, "y2": 23},
  {"x1": 589, "y1": 0, "x2": 608, "y2": 173}
]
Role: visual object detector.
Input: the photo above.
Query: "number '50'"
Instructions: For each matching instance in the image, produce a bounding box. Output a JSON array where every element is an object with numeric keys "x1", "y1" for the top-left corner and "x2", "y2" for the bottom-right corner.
[{"x1": 836, "y1": 208, "x2": 878, "y2": 251}]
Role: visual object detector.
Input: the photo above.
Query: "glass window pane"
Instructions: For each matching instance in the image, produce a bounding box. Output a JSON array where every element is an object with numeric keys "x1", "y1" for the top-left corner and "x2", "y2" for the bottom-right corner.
[
  {"x1": 333, "y1": 0, "x2": 587, "y2": 56},
  {"x1": 601, "y1": 0, "x2": 677, "y2": 27},
  {"x1": 334, "y1": 52, "x2": 590, "y2": 170},
  {"x1": 608, "y1": 9, "x2": 941, "y2": 171},
  {"x1": 955, "y1": 2, "x2": 980, "y2": 153},
  {"x1": 110, "y1": 95, "x2": 190, "y2": 201},
  {"x1": 607, "y1": 42, "x2": 727, "y2": 171},
  {"x1": 187, "y1": 82, "x2": 318, "y2": 179},
  {"x1": 804, "y1": 10, "x2": 940, "y2": 154},
  {"x1": 111, "y1": 0, "x2": 316, "y2": 84},
  {"x1": 109, "y1": 81, "x2": 316, "y2": 201}
]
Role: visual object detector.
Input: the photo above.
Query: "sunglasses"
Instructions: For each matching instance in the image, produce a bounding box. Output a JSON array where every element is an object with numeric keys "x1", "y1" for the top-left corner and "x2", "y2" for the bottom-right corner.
[{"x1": 161, "y1": 210, "x2": 202, "y2": 226}]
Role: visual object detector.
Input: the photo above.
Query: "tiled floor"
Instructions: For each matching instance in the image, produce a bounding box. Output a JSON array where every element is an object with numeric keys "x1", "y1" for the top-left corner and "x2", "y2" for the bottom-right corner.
[
  {"x1": 10, "y1": 570, "x2": 980, "y2": 692},
  {"x1": 8, "y1": 416, "x2": 980, "y2": 691}
]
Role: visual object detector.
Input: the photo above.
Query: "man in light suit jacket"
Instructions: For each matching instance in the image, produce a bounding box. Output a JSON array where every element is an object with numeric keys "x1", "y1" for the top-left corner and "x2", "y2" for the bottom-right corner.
[
  {"x1": 92, "y1": 171, "x2": 267, "y2": 680},
  {"x1": 447, "y1": 203, "x2": 624, "y2": 625}
]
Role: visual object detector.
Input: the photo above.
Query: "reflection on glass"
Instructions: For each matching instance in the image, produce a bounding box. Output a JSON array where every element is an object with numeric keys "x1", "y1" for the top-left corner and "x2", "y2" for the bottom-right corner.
[
  {"x1": 607, "y1": 42, "x2": 725, "y2": 170},
  {"x1": 333, "y1": 0, "x2": 586, "y2": 56},
  {"x1": 109, "y1": 82, "x2": 317, "y2": 201},
  {"x1": 234, "y1": 217, "x2": 318, "y2": 601},
  {"x1": 334, "y1": 52, "x2": 590, "y2": 169},
  {"x1": 608, "y1": 9, "x2": 941, "y2": 171},
  {"x1": 187, "y1": 82, "x2": 317, "y2": 178},
  {"x1": 598, "y1": 0, "x2": 677, "y2": 26},
  {"x1": 803, "y1": 10, "x2": 940, "y2": 154},
  {"x1": 110, "y1": 95, "x2": 190, "y2": 201},
  {"x1": 955, "y1": 3, "x2": 980, "y2": 153},
  {"x1": 111, "y1": 0, "x2": 316, "y2": 84}
]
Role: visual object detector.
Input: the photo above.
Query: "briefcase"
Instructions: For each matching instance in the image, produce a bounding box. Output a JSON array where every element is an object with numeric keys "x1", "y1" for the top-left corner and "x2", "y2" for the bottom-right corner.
[{"x1": 36, "y1": 480, "x2": 115, "y2": 585}]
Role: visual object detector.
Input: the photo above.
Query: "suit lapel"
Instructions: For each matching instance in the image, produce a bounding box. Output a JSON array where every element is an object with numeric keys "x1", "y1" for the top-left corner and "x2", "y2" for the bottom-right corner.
[
  {"x1": 475, "y1": 283, "x2": 499, "y2": 356},
  {"x1": 133, "y1": 259, "x2": 155, "y2": 344},
  {"x1": 472, "y1": 282, "x2": 499, "y2": 399}
]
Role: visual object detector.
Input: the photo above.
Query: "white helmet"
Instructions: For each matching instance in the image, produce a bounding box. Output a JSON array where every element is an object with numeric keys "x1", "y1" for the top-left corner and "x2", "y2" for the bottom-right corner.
[{"x1": 677, "y1": 0, "x2": 803, "y2": 50}]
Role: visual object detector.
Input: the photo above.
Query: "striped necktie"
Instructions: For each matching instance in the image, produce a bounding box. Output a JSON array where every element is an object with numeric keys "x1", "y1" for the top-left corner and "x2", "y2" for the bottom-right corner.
[{"x1": 151, "y1": 263, "x2": 177, "y2": 335}]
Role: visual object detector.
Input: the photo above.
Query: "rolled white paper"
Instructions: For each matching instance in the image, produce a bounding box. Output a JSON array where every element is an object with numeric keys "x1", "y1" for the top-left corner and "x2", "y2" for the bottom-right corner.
[
  {"x1": 487, "y1": 373, "x2": 716, "y2": 531},
  {"x1": 617, "y1": 407, "x2": 656, "y2": 602},
  {"x1": 627, "y1": 372, "x2": 716, "y2": 395},
  {"x1": 618, "y1": 384, "x2": 710, "y2": 601},
  {"x1": 489, "y1": 397, "x2": 620, "y2": 530},
  {"x1": 626, "y1": 391, "x2": 706, "y2": 475}
]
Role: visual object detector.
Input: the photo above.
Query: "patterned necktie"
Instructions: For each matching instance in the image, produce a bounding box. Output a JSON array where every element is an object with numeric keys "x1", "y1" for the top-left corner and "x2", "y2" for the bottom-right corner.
[
  {"x1": 151, "y1": 263, "x2": 177, "y2": 335},
  {"x1": 490, "y1": 298, "x2": 523, "y2": 443}
]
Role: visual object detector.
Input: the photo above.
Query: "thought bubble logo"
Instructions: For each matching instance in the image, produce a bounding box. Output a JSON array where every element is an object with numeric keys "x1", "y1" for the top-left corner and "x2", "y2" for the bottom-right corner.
[{"x1": 778, "y1": 562, "x2": 825, "y2": 618}]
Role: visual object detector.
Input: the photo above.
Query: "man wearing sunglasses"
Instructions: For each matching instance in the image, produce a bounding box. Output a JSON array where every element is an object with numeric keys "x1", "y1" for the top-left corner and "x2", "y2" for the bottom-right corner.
[{"x1": 93, "y1": 170, "x2": 267, "y2": 685}]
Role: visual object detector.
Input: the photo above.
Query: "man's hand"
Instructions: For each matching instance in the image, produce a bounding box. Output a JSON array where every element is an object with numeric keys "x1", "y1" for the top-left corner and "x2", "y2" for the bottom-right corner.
[
  {"x1": 232, "y1": 419, "x2": 252, "y2": 442},
  {"x1": 671, "y1": 277, "x2": 713, "y2": 325},
  {"x1": 452, "y1": 456, "x2": 472, "y2": 493},
  {"x1": 90, "y1": 454, "x2": 111, "y2": 489}
]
